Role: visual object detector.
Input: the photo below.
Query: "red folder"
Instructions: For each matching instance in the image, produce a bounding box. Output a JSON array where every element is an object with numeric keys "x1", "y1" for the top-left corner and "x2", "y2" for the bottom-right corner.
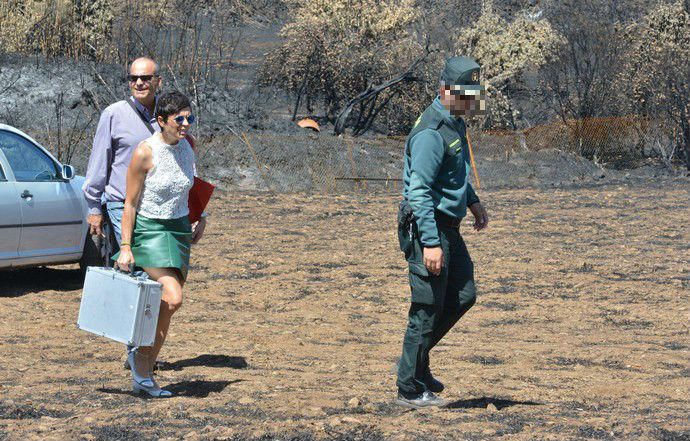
[
  {"x1": 188, "y1": 177, "x2": 214, "y2": 223},
  {"x1": 185, "y1": 135, "x2": 215, "y2": 223}
]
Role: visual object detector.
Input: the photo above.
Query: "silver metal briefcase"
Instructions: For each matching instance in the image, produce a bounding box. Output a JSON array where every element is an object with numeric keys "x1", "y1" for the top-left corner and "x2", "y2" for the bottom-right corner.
[{"x1": 77, "y1": 267, "x2": 162, "y2": 346}]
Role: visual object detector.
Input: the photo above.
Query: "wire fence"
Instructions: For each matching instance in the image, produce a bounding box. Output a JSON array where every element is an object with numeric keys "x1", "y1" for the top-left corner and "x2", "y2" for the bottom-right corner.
[
  {"x1": 190, "y1": 115, "x2": 684, "y2": 194},
  {"x1": 9, "y1": 106, "x2": 684, "y2": 195}
]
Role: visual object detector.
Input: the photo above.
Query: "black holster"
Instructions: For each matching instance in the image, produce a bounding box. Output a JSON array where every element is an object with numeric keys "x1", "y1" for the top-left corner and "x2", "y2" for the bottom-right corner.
[{"x1": 397, "y1": 199, "x2": 415, "y2": 255}]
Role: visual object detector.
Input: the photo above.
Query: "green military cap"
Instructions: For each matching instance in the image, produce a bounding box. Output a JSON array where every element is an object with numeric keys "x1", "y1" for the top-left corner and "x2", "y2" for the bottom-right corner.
[{"x1": 440, "y1": 56, "x2": 484, "y2": 96}]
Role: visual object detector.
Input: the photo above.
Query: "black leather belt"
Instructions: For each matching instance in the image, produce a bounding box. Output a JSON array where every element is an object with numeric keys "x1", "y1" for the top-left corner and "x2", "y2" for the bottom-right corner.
[{"x1": 435, "y1": 210, "x2": 461, "y2": 228}]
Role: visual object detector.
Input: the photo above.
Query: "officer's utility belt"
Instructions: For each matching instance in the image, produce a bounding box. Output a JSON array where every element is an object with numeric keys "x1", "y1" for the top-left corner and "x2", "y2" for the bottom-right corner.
[{"x1": 434, "y1": 210, "x2": 461, "y2": 228}]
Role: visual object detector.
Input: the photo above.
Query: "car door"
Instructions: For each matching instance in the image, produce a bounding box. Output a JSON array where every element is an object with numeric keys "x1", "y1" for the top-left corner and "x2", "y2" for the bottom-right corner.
[
  {"x1": 0, "y1": 129, "x2": 84, "y2": 258},
  {"x1": 0, "y1": 157, "x2": 21, "y2": 264}
]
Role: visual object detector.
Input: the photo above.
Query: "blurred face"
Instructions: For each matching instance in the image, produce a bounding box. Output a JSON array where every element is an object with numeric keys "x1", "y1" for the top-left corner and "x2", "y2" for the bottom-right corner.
[
  {"x1": 440, "y1": 85, "x2": 486, "y2": 119},
  {"x1": 128, "y1": 59, "x2": 160, "y2": 104},
  {"x1": 158, "y1": 107, "x2": 193, "y2": 140}
]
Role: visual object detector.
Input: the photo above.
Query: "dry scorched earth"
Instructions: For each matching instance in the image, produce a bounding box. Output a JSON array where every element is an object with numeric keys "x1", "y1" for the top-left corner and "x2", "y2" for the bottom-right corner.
[{"x1": 0, "y1": 182, "x2": 688, "y2": 441}]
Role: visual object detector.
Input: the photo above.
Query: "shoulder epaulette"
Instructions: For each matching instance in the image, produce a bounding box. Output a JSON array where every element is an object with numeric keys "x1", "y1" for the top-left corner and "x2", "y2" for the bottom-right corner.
[{"x1": 407, "y1": 105, "x2": 466, "y2": 157}]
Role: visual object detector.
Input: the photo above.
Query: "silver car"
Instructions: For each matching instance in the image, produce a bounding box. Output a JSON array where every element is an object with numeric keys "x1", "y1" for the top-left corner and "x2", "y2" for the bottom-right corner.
[{"x1": 0, "y1": 124, "x2": 100, "y2": 272}]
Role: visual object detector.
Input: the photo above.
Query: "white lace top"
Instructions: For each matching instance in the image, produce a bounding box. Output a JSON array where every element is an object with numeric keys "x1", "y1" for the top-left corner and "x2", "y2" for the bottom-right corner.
[{"x1": 137, "y1": 134, "x2": 195, "y2": 220}]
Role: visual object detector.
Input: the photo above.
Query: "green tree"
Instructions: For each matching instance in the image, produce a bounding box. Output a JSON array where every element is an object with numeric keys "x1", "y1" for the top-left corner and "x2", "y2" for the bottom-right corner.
[
  {"x1": 538, "y1": 0, "x2": 632, "y2": 160},
  {"x1": 456, "y1": 1, "x2": 563, "y2": 129},
  {"x1": 258, "y1": 0, "x2": 423, "y2": 133},
  {"x1": 624, "y1": 1, "x2": 690, "y2": 169}
]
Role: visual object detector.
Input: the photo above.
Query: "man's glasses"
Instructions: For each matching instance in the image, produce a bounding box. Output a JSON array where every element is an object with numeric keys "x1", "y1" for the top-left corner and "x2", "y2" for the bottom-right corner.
[
  {"x1": 173, "y1": 115, "x2": 196, "y2": 125},
  {"x1": 128, "y1": 74, "x2": 158, "y2": 83}
]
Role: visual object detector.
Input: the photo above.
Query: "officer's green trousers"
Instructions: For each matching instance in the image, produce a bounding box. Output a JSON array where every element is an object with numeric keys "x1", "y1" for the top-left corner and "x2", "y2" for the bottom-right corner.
[{"x1": 396, "y1": 224, "x2": 476, "y2": 394}]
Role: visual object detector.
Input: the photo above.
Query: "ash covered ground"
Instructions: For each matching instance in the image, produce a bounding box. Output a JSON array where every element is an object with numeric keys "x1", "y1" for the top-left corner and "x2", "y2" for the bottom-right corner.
[{"x1": 1, "y1": 182, "x2": 688, "y2": 441}]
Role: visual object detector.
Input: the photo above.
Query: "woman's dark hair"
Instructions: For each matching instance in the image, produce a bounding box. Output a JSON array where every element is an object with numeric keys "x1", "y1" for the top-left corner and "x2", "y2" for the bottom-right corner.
[{"x1": 155, "y1": 91, "x2": 191, "y2": 122}]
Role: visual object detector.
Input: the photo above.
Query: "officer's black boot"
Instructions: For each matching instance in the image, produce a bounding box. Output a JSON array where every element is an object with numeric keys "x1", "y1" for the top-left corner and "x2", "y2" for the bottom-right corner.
[
  {"x1": 419, "y1": 349, "x2": 445, "y2": 393},
  {"x1": 423, "y1": 369, "x2": 445, "y2": 393}
]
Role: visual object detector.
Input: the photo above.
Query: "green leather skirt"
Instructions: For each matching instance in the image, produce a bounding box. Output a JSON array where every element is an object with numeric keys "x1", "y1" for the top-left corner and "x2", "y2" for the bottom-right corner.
[{"x1": 113, "y1": 215, "x2": 192, "y2": 280}]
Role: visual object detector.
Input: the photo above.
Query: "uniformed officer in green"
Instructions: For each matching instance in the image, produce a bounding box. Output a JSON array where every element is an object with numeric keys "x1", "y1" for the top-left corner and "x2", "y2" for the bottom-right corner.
[{"x1": 395, "y1": 56, "x2": 489, "y2": 409}]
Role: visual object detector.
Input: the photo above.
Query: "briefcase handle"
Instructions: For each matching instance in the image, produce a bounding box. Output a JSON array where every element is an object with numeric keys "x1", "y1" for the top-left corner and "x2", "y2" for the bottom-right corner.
[{"x1": 113, "y1": 264, "x2": 148, "y2": 281}]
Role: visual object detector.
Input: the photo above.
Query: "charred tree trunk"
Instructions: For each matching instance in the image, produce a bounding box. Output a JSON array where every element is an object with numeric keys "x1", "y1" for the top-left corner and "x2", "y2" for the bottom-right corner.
[
  {"x1": 333, "y1": 49, "x2": 431, "y2": 136},
  {"x1": 292, "y1": 49, "x2": 318, "y2": 121},
  {"x1": 334, "y1": 74, "x2": 413, "y2": 135},
  {"x1": 682, "y1": 119, "x2": 690, "y2": 171}
]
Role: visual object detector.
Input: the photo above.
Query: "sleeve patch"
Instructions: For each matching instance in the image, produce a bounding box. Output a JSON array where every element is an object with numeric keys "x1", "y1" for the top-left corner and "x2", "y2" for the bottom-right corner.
[{"x1": 449, "y1": 138, "x2": 462, "y2": 153}]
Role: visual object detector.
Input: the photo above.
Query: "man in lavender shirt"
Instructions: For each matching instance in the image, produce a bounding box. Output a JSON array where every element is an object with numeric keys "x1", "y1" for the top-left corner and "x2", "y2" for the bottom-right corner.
[{"x1": 83, "y1": 57, "x2": 161, "y2": 253}]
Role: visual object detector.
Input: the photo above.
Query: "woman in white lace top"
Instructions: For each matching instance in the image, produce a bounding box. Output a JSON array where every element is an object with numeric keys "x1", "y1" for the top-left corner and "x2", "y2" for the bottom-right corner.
[{"x1": 115, "y1": 91, "x2": 207, "y2": 397}]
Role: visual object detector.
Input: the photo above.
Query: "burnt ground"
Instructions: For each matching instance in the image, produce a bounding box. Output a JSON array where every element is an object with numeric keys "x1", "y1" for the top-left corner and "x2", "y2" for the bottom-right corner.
[{"x1": 0, "y1": 182, "x2": 688, "y2": 440}]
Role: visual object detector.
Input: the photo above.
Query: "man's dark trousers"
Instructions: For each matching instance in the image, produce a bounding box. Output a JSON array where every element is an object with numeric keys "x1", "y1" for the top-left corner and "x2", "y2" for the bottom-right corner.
[{"x1": 396, "y1": 221, "x2": 476, "y2": 395}]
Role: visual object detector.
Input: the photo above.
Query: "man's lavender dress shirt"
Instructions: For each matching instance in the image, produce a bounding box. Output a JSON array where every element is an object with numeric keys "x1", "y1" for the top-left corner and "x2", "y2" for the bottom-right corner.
[{"x1": 82, "y1": 97, "x2": 159, "y2": 215}]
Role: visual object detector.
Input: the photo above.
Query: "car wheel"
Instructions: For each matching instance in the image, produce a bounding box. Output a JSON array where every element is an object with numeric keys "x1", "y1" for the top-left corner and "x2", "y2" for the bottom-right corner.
[{"x1": 79, "y1": 234, "x2": 104, "y2": 274}]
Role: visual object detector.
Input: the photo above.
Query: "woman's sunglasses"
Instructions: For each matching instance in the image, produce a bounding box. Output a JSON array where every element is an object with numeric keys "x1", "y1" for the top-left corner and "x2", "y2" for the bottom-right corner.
[{"x1": 173, "y1": 115, "x2": 196, "y2": 125}]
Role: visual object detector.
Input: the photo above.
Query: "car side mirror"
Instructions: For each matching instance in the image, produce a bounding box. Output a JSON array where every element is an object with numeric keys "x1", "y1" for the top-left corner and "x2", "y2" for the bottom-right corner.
[{"x1": 61, "y1": 164, "x2": 75, "y2": 180}]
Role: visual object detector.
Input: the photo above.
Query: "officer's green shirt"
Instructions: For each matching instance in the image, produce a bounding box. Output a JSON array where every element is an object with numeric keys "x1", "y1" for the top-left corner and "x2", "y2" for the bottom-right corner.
[{"x1": 402, "y1": 97, "x2": 480, "y2": 247}]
